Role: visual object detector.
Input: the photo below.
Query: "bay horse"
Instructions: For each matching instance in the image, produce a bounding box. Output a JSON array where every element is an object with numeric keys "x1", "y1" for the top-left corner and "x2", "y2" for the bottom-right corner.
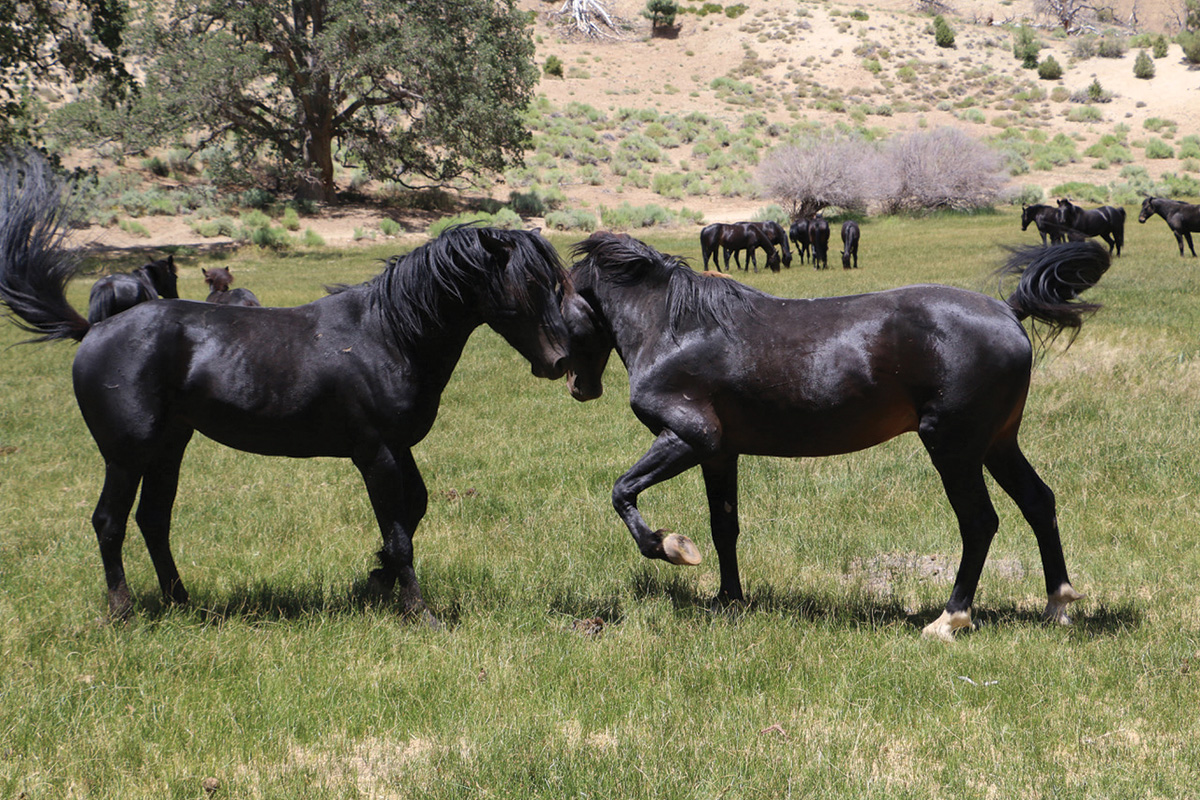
[
  {"x1": 562, "y1": 232, "x2": 1110, "y2": 640},
  {"x1": 700, "y1": 222, "x2": 780, "y2": 273},
  {"x1": 0, "y1": 152, "x2": 572, "y2": 624},
  {"x1": 203, "y1": 266, "x2": 262, "y2": 307},
  {"x1": 1057, "y1": 198, "x2": 1125, "y2": 256},
  {"x1": 87, "y1": 254, "x2": 178, "y2": 323},
  {"x1": 788, "y1": 219, "x2": 810, "y2": 265},
  {"x1": 840, "y1": 219, "x2": 860, "y2": 269},
  {"x1": 808, "y1": 216, "x2": 831, "y2": 269},
  {"x1": 751, "y1": 221, "x2": 792, "y2": 268},
  {"x1": 1138, "y1": 196, "x2": 1200, "y2": 257},
  {"x1": 1021, "y1": 204, "x2": 1066, "y2": 246}
]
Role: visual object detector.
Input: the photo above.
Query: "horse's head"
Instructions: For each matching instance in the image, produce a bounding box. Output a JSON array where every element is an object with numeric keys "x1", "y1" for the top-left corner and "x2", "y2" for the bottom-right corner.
[
  {"x1": 202, "y1": 266, "x2": 234, "y2": 292},
  {"x1": 1020, "y1": 205, "x2": 1034, "y2": 231},
  {"x1": 561, "y1": 285, "x2": 610, "y2": 402},
  {"x1": 841, "y1": 250, "x2": 851, "y2": 269},
  {"x1": 144, "y1": 255, "x2": 178, "y2": 299},
  {"x1": 766, "y1": 247, "x2": 781, "y2": 273},
  {"x1": 1138, "y1": 196, "x2": 1157, "y2": 224},
  {"x1": 476, "y1": 228, "x2": 570, "y2": 381}
]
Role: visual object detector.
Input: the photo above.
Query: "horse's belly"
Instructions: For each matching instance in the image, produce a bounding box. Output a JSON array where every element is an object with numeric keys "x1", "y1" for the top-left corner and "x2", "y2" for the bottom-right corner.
[{"x1": 720, "y1": 397, "x2": 920, "y2": 457}]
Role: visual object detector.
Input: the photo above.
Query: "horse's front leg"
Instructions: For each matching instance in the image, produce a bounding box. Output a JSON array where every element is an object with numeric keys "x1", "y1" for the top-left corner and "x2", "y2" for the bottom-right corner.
[
  {"x1": 612, "y1": 429, "x2": 705, "y2": 566},
  {"x1": 701, "y1": 455, "x2": 742, "y2": 604},
  {"x1": 354, "y1": 443, "x2": 436, "y2": 626}
]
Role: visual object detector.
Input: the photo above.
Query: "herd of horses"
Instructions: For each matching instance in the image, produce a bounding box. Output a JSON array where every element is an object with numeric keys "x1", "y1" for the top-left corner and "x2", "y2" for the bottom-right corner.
[
  {"x1": 5, "y1": 150, "x2": 1197, "y2": 640},
  {"x1": 1022, "y1": 195, "x2": 1200, "y2": 258},
  {"x1": 87, "y1": 256, "x2": 261, "y2": 324},
  {"x1": 700, "y1": 216, "x2": 861, "y2": 273}
]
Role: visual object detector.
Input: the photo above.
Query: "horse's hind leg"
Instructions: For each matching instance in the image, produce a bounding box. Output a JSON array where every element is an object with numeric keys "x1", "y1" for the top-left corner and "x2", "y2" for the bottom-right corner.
[
  {"x1": 920, "y1": 428, "x2": 999, "y2": 640},
  {"x1": 701, "y1": 455, "x2": 742, "y2": 604},
  {"x1": 92, "y1": 464, "x2": 142, "y2": 618},
  {"x1": 133, "y1": 430, "x2": 194, "y2": 606},
  {"x1": 1185, "y1": 230, "x2": 1197, "y2": 257},
  {"x1": 985, "y1": 440, "x2": 1081, "y2": 626}
]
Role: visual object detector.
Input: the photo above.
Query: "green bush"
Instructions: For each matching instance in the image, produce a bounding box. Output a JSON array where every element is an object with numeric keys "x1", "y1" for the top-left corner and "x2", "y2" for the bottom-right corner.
[
  {"x1": 239, "y1": 187, "x2": 274, "y2": 209},
  {"x1": 543, "y1": 55, "x2": 564, "y2": 78},
  {"x1": 933, "y1": 15, "x2": 955, "y2": 48},
  {"x1": 643, "y1": 0, "x2": 678, "y2": 29},
  {"x1": 544, "y1": 209, "x2": 598, "y2": 231},
  {"x1": 1097, "y1": 36, "x2": 1127, "y2": 58},
  {"x1": 1153, "y1": 35, "x2": 1169, "y2": 58},
  {"x1": 379, "y1": 218, "x2": 402, "y2": 236},
  {"x1": 1134, "y1": 50, "x2": 1155, "y2": 79},
  {"x1": 1179, "y1": 31, "x2": 1200, "y2": 64},
  {"x1": 281, "y1": 206, "x2": 301, "y2": 231},
  {"x1": 1013, "y1": 25, "x2": 1042, "y2": 68},
  {"x1": 1145, "y1": 138, "x2": 1175, "y2": 159},
  {"x1": 1049, "y1": 181, "x2": 1108, "y2": 204},
  {"x1": 1037, "y1": 56, "x2": 1063, "y2": 80}
]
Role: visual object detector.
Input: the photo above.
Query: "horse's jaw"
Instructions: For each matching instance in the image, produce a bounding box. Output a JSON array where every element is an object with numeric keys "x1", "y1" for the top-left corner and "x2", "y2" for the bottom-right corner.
[{"x1": 567, "y1": 370, "x2": 602, "y2": 401}]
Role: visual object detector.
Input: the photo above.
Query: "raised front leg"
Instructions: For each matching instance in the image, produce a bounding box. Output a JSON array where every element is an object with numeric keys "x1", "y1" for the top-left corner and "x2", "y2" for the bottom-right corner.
[
  {"x1": 612, "y1": 429, "x2": 705, "y2": 566},
  {"x1": 354, "y1": 443, "x2": 436, "y2": 625},
  {"x1": 701, "y1": 455, "x2": 742, "y2": 603}
]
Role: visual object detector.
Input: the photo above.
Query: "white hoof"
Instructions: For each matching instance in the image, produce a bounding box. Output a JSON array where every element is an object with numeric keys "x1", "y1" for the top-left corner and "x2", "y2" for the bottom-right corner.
[
  {"x1": 662, "y1": 532, "x2": 702, "y2": 566},
  {"x1": 1042, "y1": 583, "x2": 1083, "y2": 626},
  {"x1": 922, "y1": 609, "x2": 974, "y2": 642}
]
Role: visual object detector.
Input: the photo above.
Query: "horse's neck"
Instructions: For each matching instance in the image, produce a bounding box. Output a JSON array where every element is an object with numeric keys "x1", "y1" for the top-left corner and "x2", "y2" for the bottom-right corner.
[
  {"x1": 597, "y1": 283, "x2": 669, "y2": 369},
  {"x1": 132, "y1": 267, "x2": 159, "y2": 295}
]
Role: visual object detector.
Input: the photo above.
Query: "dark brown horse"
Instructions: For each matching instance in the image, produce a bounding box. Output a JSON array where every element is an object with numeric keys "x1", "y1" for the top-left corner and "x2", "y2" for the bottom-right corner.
[
  {"x1": 87, "y1": 255, "x2": 178, "y2": 323},
  {"x1": 788, "y1": 218, "x2": 810, "y2": 265},
  {"x1": 751, "y1": 221, "x2": 792, "y2": 268},
  {"x1": 562, "y1": 232, "x2": 1110, "y2": 640},
  {"x1": 1057, "y1": 198, "x2": 1125, "y2": 256},
  {"x1": 1139, "y1": 196, "x2": 1200, "y2": 257},
  {"x1": 203, "y1": 266, "x2": 262, "y2": 307},
  {"x1": 700, "y1": 222, "x2": 780, "y2": 273},
  {"x1": 808, "y1": 216, "x2": 831, "y2": 269},
  {"x1": 0, "y1": 152, "x2": 572, "y2": 624},
  {"x1": 840, "y1": 219, "x2": 860, "y2": 269}
]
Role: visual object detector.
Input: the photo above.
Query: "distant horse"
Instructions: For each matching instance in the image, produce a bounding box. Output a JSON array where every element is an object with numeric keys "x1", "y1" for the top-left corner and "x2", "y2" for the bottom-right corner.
[
  {"x1": 1139, "y1": 196, "x2": 1200, "y2": 257},
  {"x1": 808, "y1": 216, "x2": 831, "y2": 269},
  {"x1": 1057, "y1": 198, "x2": 1125, "y2": 256},
  {"x1": 0, "y1": 152, "x2": 572, "y2": 624},
  {"x1": 700, "y1": 222, "x2": 780, "y2": 273},
  {"x1": 840, "y1": 220, "x2": 860, "y2": 269},
  {"x1": 751, "y1": 221, "x2": 793, "y2": 268},
  {"x1": 1021, "y1": 204, "x2": 1066, "y2": 246},
  {"x1": 788, "y1": 219, "x2": 810, "y2": 265},
  {"x1": 563, "y1": 232, "x2": 1110, "y2": 640},
  {"x1": 203, "y1": 266, "x2": 262, "y2": 307},
  {"x1": 87, "y1": 255, "x2": 178, "y2": 323}
]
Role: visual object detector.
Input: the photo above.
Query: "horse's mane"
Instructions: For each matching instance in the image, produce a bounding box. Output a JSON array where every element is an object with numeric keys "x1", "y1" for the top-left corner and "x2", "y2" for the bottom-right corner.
[
  {"x1": 333, "y1": 225, "x2": 567, "y2": 345},
  {"x1": 570, "y1": 232, "x2": 765, "y2": 338}
]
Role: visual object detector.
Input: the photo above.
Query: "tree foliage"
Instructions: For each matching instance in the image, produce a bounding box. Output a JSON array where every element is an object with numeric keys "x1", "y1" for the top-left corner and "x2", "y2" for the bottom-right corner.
[
  {"x1": 643, "y1": 0, "x2": 679, "y2": 31},
  {"x1": 0, "y1": 0, "x2": 131, "y2": 146},
  {"x1": 63, "y1": 0, "x2": 539, "y2": 202},
  {"x1": 757, "y1": 135, "x2": 880, "y2": 218},
  {"x1": 880, "y1": 128, "x2": 1006, "y2": 214}
]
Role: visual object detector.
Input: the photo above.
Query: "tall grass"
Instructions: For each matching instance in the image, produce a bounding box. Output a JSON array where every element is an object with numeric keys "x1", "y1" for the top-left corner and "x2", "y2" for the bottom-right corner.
[{"x1": 3, "y1": 212, "x2": 1200, "y2": 797}]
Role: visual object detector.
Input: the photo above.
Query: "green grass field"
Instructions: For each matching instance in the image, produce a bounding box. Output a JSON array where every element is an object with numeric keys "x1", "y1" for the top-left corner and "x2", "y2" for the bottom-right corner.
[{"x1": 3, "y1": 211, "x2": 1199, "y2": 798}]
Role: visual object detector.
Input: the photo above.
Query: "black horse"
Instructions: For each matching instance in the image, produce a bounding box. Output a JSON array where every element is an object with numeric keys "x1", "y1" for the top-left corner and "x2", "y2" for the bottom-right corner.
[
  {"x1": 840, "y1": 220, "x2": 860, "y2": 269},
  {"x1": 788, "y1": 218, "x2": 810, "y2": 265},
  {"x1": 0, "y1": 152, "x2": 571, "y2": 624},
  {"x1": 700, "y1": 222, "x2": 780, "y2": 273},
  {"x1": 87, "y1": 255, "x2": 178, "y2": 323},
  {"x1": 562, "y1": 232, "x2": 1110, "y2": 640},
  {"x1": 1139, "y1": 196, "x2": 1200, "y2": 257},
  {"x1": 1057, "y1": 198, "x2": 1125, "y2": 256},
  {"x1": 751, "y1": 221, "x2": 792, "y2": 268},
  {"x1": 808, "y1": 216, "x2": 831, "y2": 269},
  {"x1": 1021, "y1": 204, "x2": 1066, "y2": 246},
  {"x1": 203, "y1": 266, "x2": 262, "y2": 307}
]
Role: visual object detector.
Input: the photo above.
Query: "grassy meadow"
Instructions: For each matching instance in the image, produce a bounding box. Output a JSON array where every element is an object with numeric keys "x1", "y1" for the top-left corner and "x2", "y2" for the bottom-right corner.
[{"x1": 3, "y1": 211, "x2": 1200, "y2": 798}]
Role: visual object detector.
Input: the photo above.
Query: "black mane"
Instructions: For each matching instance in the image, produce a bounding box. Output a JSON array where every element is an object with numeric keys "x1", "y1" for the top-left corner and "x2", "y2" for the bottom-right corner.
[
  {"x1": 570, "y1": 232, "x2": 764, "y2": 337},
  {"x1": 347, "y1": 225, "x2": 567, "y2": 346}
]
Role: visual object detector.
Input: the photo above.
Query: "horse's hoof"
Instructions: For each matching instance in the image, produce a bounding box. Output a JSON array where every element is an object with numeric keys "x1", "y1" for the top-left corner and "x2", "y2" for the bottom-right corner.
[
  {"x1": 1042, "y1": 583, "x2": 1083, "y2": 626},
  {"x1": 921, "y1": 609, "x2": 974, "y2": 642},
  {"x1": 661, "y1": 532, "x2": 702, "y2": 566},
  {"x1": 107, "y1": 587, "x2": 134, "y2": 621}
]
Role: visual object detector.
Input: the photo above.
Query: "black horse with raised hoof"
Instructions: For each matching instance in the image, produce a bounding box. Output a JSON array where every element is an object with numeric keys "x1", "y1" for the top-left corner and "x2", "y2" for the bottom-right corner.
[{"x1": 561, "y1": 232, "x2": 1110, "y2": 640}]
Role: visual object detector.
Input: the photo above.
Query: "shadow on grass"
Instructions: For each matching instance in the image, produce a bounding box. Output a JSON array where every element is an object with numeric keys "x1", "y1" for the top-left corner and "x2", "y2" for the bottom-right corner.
[{"x1": 627, "y1": 567, "x2": 1142, "y2": 637}]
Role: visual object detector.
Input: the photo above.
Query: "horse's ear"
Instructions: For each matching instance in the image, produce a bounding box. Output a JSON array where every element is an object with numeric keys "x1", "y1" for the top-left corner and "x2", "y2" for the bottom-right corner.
[
  {"x1": 477, "y1": 228, "x2": 514, "y2": 267},
  {"x1": 166, "y1": 255, "x2": 176, "y2": 273},
  {"x1": 201, "y1": 268, "x2": 209, "y2": 277}
]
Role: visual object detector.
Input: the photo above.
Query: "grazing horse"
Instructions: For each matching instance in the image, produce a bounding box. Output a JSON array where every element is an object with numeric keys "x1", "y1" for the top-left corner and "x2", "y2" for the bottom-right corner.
[
  {"x1": 840, "y1": 220, "x2": 860, "y2": 269},
  {"x1": 1139, "y1": 196, "x2": 1200, "y2": 257},
  {"x1": 808, "y1": 216, "x2": 831, "y2": 269},
  {"x1": 1057, "y1": 198, "x2": 1125, "y2": 256},
  {"x1": 1021, "y1": 204, "x2": 1066, "y2": 246},
  {"x1": 87, "y1": 255, "x2": 178, "y2": 323},
  {"x1": 751, "y1": 221, "x2": 793, "y2": 268},
  {"x1": 0, "y1": 152, "x2": 572, "y2": 624},
  {"x1": 700, "y1": 222, "x2": 780, "y2": 273},
  {"x1": 562, "y1": 232, "x2": 1110, "y2": 640},
  {"x1": 788, "y1": 218, "x2": 811, "y2": 265},
  {"x1": 203, "y1": 266, "x2": 262, "y2": 307}
]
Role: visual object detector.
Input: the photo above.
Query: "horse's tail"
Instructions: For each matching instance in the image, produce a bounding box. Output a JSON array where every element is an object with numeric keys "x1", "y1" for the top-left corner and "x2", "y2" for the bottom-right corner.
[
  {"x1": 0, "y1": 151, "x2": 90, "y2": 344},
  {"x1": 996, "y1": 241, "x2": 1110, "y2": 336}
]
